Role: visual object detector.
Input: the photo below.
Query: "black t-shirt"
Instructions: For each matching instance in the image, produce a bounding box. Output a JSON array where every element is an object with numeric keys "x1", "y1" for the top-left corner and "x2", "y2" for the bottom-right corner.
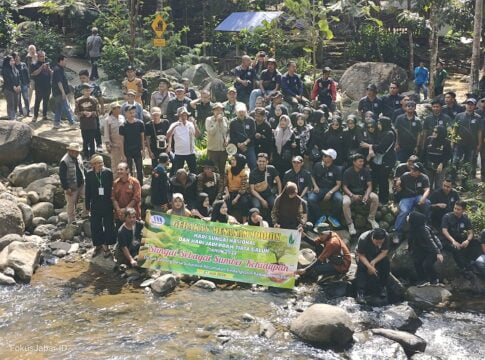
[
  {"x1": 260, "y1": 69, "x2": 281, "y2": 91},
  {"x1": 395, "y1": 115, "x2": 422, "y2": 149},
  {"x1": 254, "y1": 120, "x2": 274, "y2": 155},
  {"x1": 249, "y1": 165, "x2": 279, "y2": 197},
  {"x1": 399, "y1": 172, "x2": 430, "y2": 198},
  {"x1": 119, "y1": 119, "x2": 145, "y2": 156},
  {"x1": 145, "y1": 120, "x2": 169, "y2": 153},
  {"x1": 430, "y1": 188, "x2": 459, "y2": 212},
  {"x1": 423, "y1": 112, "x2": 450, "y2": 131},
  {"x1": 118, "y1": 221, "x2": 144, "y2": 257},
  {"x1": 283, "y1": 169, "x2": 312, "y2": 195},
  {"x1": 456, "y1": 112, "x2": 482, "y2": 147},
  {"x1": 195, "y1": 101, "x2": 213, "y2": 124},
  {"x1": 343, "y1": 167, "x2": 371, "y2": 195},
  {"x1": 51, "y1": 65, "x2": 70, "y2": 96},
  {"x1": 394, "y1": 163, "x2": 409, "y2": 178},
  {"x1": 357, "y1": 230, "x2": 389, "y2": 261},
  {"x1": 312, "y1": 162, "x2": 342, "y2": 189},
  {"x1": 441, "y1": 212, "x2": 472, "y2": 242},
  {"x1": 233, "y1": 66, "x2": 256, "y2": 93},
  {"x1": 358, "y1": 96, "x2": 383, "y2": 119},
  {"x1": 381, "y1": 94, "x2": 403, "y2": 117},
  {"x1": 30, "y1": 61, "x2": 52, "y2": 89}
]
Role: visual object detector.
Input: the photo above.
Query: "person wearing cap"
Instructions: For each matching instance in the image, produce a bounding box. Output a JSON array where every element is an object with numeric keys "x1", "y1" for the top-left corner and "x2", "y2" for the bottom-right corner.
[
  {"x1": 119, "y1": 104, "x2": 146, "y2": 185},
  {"x1": 86, "y1": 27, "x2": 102, "y2": 81},
  {"x1": 52, "y1": 55, "x2": 76, "y2": 129},
  {"x1": 145, "y1": 106, "x2": 170, "y2": 168},
  {"x1": 245, "y1": 208, "x2": 269, "y2": 227},
  {"x1": 75, "y1": 82, "x2": 100, "y2": 159},
  {"x1": 271, "y1": 182, "x2": 307, "y2": 230},
  {"x1": 381, "y1": 82, "x2": 403, "y2": 118},
  {"x1": 453, "y1": 98, "x2": 482, "y2": 176},
  {"x1": 308, "y1": 148, "x2": 343, "y2": 223},
  {"x1": 296, "y1": 223, "x2": 351, "y2": 281},
  {"x1": 232, "y1": 55, "x2": 256, "y2": 107},
  {"x1": 394, "y1": 161, "x2": 431, "y2": 242},
  {"x1": 355, "y1": 228, "x2": 390, "y2": 303},
  {"x1": 104, "y1": 102, "x2": 126, "y2": 170},
  {"x1": 229, "y1": 103, "x2": 257, "y2": 169},
  {"x1": 85, "y1": 155, "x2": 115, "y2": 257},
  {"x1": 181, "y1": 77, "x2": 198, "y2": 100},
  {"x1": 151, "y1": 153, "x2": 171, "y2": 211},
  {"x1": 121, "y1": 89, "x2": 143, "y2": 120},
  {"x1": 265, "y1": 91, "x2": 289, "y2": 123},
  {"x1": 166, "y1": 83, "x2": 193, "y2": 124},
  {"x1": 281, "y1": 61, "x2": 307, "y2": 110},
  {"x1": 197, "y1": 159, "x2": 224, "y2": 204},
  {"x1": 395, "y1": 100, "x2": 423, "y2": 162},
  {"x1": 205, "y1": 102, "x2": 229, "y2": 178},
  {"x1": 249, "y1": 57, "x2": 281, "y2": 111},
  {"x1": 150, "y1": 78, "x2": 174, "y2": 118},
  {"x1": 358, "y1": 84, "x2": 383, "y2": 121},
  {"x1": 393, "y1": 154, "x2": 419, "y2": 202},
  {"x1": 166, "y1": 106, "x2": 200, "y2": 175},
  {"x1": 283, "y1": 155, "x2": 312, "y2": 200},
  {"x1": 423, "y1": 98, "x2": 451, "y2": 140},
  {"x1": 342, "y1": 153, "x2": 380, "y2": 235},
  {"x1": 59, "y1": 143, "x2": 87, "y2": 224},
  {"x1": 190, "y1": 89, "x2": 213, "y2": 131},
  {"x1": 253, "y1": 106, "x2": 274, "y2": 158},
  {"x1": 311, "y1": 67, "x2": 337, "y2": 111},
  {"x1": 414, "y1": 61, "x2": 429, "y2": 102},
  {"x1": 442, "y1": 91, "x2": 464, "y2": 121},
  {"x1": 122, "y1": 66, "x2": 143, "y2": 105}
]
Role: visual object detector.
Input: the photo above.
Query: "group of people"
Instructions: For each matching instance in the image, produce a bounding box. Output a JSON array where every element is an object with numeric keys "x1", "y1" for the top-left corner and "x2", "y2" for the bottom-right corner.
[{"x1": 4, "y1": 44, "x2": 485, "y2": 302}]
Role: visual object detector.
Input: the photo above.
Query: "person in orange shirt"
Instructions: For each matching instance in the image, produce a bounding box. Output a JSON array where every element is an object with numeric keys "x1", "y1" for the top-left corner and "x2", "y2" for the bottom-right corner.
[
  {"x1": 296, "y1": 223, "x2": 351, "y2": 281},
  {"x1": 112, "y1": 162, "x2": 141, "y2": 229},
  {"x1": 121, "y1": 65, "x2": 143, "y2": 105}
]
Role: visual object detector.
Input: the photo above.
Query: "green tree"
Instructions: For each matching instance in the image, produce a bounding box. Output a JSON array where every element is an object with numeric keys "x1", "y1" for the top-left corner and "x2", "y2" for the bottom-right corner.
[{"x1": 0, "y1": 1, "x2": 17, "y2": 48}]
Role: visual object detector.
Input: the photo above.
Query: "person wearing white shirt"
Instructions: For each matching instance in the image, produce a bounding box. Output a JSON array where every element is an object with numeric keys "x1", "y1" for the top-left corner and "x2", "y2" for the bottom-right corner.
[{"x1": 104, "y1": 102, "x2": 126, "y2": 171}]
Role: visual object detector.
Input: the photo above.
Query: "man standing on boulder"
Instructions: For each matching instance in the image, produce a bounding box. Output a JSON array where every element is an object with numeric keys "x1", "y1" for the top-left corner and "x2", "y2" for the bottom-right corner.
[{"x1": 86, "y1": 27, "x2": 102, "y2": 81}]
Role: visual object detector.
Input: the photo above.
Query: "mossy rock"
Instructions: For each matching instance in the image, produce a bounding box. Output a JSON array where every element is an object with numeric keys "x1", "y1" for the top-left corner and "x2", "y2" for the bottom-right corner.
[
  {"x1": 379, "y1": 221, "x2": 390, "y2": 231},
  {"x1": 375, "y1": 211, "x2": 383, "y2": 221},
  {"x1": 354, "y1": 214, "x2": 367, "y2": 229},
  {"x1": 380, "y1": 206, "x2": 390, "y2": 216},
  {"x1": 384, "y1": 213, "x2": 395, "y2": 224}
]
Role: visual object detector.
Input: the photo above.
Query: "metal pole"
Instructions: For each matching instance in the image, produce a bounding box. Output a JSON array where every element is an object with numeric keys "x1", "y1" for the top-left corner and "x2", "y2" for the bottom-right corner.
[{"x1": 159, "y1": 0, "x2": 164, "y2": 78}]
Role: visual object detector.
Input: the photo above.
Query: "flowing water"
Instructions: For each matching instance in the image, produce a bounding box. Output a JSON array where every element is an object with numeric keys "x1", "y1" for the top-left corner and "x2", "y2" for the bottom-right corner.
[{"x1": 0, "y1": 259, "x2": 484, "y2": 359}]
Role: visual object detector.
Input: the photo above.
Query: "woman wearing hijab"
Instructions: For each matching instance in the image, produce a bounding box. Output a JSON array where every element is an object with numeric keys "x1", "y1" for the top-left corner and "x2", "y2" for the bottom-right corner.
[
  {"x1": 167, "y1": 193, "x2": 192, "y2": 217},
  {"x1": 322, "y1": 116, "x2": 346, "y2": 166},
  {"x1": 308, "y1": 109, "x2": 328, "y2": 163},
  {"x1": 360, "y1": 118, "x2": 379, "y2": 161},
  {"x1": 211, "y1": 199, "x2": 239, "y2": 224},
  {"x1": 273, "y1": 115, "x2": 297, "y2": 176},
  {"x1": 343, "y1": 114, "x2": 364, "y2": 158},
  {"x1": 1, "y1": 55, "x2": 21, "y2": 120},
  {"x1": 225, "y1": 153, "x2": 251, "y2": 222},
  {"x1": 407, "y1": 211, "x2": 444, "y2": 286},
  {"x1": 422, "y1": 125, "x2": 452, "y2": 189},
  {"x1": 191, "y1": 192, "x2": 212, "y2": 219},
  {"x1": 294, "y1": 113, "x2": 313, "y2": 158},
  {"x1": 271, "y1": 182, "x2": 306, "y2": 230},
  {"x1": 245, "y1": 207, "x2": 269, "y2": 227}
]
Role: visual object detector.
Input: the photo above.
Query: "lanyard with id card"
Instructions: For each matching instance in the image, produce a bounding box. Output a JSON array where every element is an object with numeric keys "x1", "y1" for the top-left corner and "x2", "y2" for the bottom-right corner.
[{"x1": 96, "y1": 172, "x2": 104, "y2": 196}]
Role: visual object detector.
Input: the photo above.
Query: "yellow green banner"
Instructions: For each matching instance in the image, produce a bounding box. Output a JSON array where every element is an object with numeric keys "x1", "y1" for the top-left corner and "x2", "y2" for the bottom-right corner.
[{"x1": 139, "y1": 211, "x2": 301, "y2": 289}]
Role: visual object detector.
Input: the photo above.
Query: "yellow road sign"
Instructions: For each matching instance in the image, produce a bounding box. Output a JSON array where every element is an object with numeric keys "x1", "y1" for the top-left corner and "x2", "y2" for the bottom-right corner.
[
  {"x1": 153, "y1": 38, "x2": 166, "y2": 47},
  {"x1": 151, "y1": 15, "x2": 167, "y2": 37}
]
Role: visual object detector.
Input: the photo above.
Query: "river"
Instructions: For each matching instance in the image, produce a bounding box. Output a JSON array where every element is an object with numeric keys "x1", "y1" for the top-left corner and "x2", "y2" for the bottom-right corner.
[{"x1": 0, "y1": 259, "x2": 484, "y2": 359}]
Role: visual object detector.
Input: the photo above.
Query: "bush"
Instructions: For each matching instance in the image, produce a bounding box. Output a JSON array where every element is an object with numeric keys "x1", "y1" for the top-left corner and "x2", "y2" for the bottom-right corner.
[
  {"x1": 98, "y1": 39, "x2": 131, "y2": 82},
  {"x1": 0, "y1": 1, "x2": 16, "y2": 48},
  {"x1": 13, "y1": 22, "x2": 65, "y2": 62}
]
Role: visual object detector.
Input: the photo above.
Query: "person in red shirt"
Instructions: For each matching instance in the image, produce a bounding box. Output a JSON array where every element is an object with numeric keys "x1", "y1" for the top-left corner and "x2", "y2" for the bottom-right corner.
[
  {"x1": 112, "y1": 162, "x2": 141, "y2": 229},
  {"x1": 311, "y1": 67, "x2": 337, "y2": 111}
]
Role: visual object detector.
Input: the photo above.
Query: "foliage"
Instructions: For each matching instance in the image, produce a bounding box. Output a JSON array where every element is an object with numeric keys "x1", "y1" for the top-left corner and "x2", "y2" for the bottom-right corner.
[
  {"x1": 12, "y1": 22, "x2": 65, "y2": 62},
  {"x1": 0, "y1": 1, "x2": 17, "y2": 48},
  {"x1": 347, "y1": 23, "x2": 407, "y2": 67},
  {"x1": 468, "y1": 200, "x2": 485, "y2": 236},
  {"x1": 98, "y1": 39, "x2": 130, "y2": 82}
]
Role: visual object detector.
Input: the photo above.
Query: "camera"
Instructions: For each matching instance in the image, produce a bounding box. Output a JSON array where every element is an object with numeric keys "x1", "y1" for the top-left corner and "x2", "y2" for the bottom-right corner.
[{"x1": 156, "y1": 135, "x2": 167, "y2": 150}]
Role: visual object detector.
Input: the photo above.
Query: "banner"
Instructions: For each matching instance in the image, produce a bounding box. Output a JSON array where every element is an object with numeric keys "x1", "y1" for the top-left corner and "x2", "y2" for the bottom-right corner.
[{"x1": 139, "y1": 211, "x2": 301, "y2": 289}]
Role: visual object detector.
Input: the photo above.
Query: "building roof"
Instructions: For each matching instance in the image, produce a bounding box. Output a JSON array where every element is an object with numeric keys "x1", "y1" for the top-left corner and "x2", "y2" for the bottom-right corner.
[{"x1": 215, "y1": 11, "x2": 283, "y2": 33}]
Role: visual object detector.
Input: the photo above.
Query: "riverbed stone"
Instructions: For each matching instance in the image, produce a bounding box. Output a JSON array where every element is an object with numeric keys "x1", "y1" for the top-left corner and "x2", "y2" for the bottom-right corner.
[
  {"x1": 0, "y1": 199, "x2": 25, "y2": 238},
  {"x1": 26, "y1": 176, "x2": 60, "y2": 204},
  {"x1": 58, "y1": 212, "x2": 68, "y2": 223},
  {"x1": 290, "y1": 304, "x2": 354, "y2": 346},
  {"x1": 33, "y1": 224, "x2": 57, "y2": 237},
  {"x1": 259, "y1": 320, "x2": 277, "y2": 338},
  {"x1": 0, "y1": 120, "x2": 33, "y2": 165},
  {"x1": 151, "y1": 274, "x2": 177, "y2": 295},
  {"x1": 351, "y1": 332, "x2": 407, "y2": 360},
  {"x1": 140, "y1": 278, "x2": 156, "y2": 288},
  {"x1": 27, "y1": 191, "x2": 39, "y2": 205},
  {"x1": 0, "y1": 234, "x2": 24, "y2": 252},
  {"x1": 379, "y1": 303, "x2": 422, "y2": 333},
  {"x1": 193, "y1": 279, "x2": 216, "y2": 290},
  {"x1": 0, "y1": 272, "x2": 16, "y2": 285},
  {"x1": 61, "y1": 223, "x2": 80, "y2": 241},
  {"x1": 82, "y1": 220, "x2": 92, "y2": 238},
  {"x1": 182, "y1": 63, "x2": 217, "y2": 86},
  {"x1": 8, "y1": 163, "x2": 49, "y2": 188},
  {"x1": 2, "y1": 241, "x2": 41, "y2": 282},
  {"x1": 17, "y1": 202, "x2": 33, "y2": 231},
  {"x1": 32, "y1": 202, "x2": 55, "y2": 219},
  {"x1": 372, "y1": 328, "x2": 427, "y2": 356},
  {"x1": 49, "y1": 241, "x2": 72, "y2": 252},
  {"x1": 32, "y1": 217, "x2": 47, "y2": 227},
  {"x1": 406, "y1": 286, "x2": 452, "y2": 308},
  {"x1": 47, "y1": 216, "x2": 59, "y2": 225},
  {"x1": 53, "y1": 249, "x2": 67, "y2": 258}
]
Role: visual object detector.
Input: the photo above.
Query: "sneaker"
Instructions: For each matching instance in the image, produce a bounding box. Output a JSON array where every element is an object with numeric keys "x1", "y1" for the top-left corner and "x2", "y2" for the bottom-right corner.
[
  {"x1": 70, "y1": 122, "x2": 79, "y2": 129},
  {"x1": 348, "y1": 223, "x2": 357, "y2": 236},
  {"x1": 356, "y1": 290, "x2": 365, "y2": 304},
  {"x1": 53, "y1": 124, "x2": 61, "y2": 129},
  {"x1": 328, "y1": 215, "x2": 342, "y2": 228},
  {"x1": 368, "y1": 218, "x2": 379, "y2": 229}
]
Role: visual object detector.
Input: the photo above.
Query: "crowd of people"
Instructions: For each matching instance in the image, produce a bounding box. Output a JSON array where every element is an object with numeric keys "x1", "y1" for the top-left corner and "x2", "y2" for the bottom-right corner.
[{"x1": 2, "y1": 43, "x2": 485, "y2": 302}]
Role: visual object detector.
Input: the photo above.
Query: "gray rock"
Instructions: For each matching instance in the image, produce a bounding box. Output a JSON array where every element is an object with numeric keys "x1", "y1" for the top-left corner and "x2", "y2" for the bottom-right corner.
[
  {"x1": 17, "y1": 203, "x2": 33, "y2": 231},
  {"x1": 49, "y1": 241, "x2": 72, "y2": 252},
  {"x1": 1, "y1": 241, "x2": 41, "y2": 282},
  {"x1": 372, "y1": 328, "x2": 427, "y2": 356},
  {"x1": 68, "y1": 243, "x2": 79, "y2": 254},
  {"x1": 406, "y1": 286, "x2": 452, "y2": 308},
  {"x1": 2, "y1": 266, "x2": 15, "y2": 277},
  {"x1": 87, "y1": 248, "x2": 117, "y2": 270},
  {"x1": 26, "y1": 176, "x2": 60, "y2": 203},
  {"x1": 47, "y1": 216, "x2": 59, "y2": 225},
  {"x1": 32, "y1": 217, "x2": 47, "y2": 227},
  {"x1": 193, "y1": 279, "x2": 216, "y2": 290},
  {"x1": 162, "y1": 68, "x2": 182, "y2": 81},
  {"x1": 52, "y1": 249, "x2": 67, "y2": 257},
  {"x1": 0, "y1": 234, "x2": 24, "y2": 252},
  {"x1": 140, "y1": 278, "x2": 156, "y2": 288},
  {"x1": 27, "y1": 191, "x2": 39, "y2": 205},
  {"x1": 31, "y1": 202, "x2": 54, "y2": 219},
  {"x1": 61, "y1": 223, "x2": 80, "y2": 241},
  {"x1": 351, "y1": 332, "x2": 407, "y2": 360},
  {"x1": 58, "y1": 212, "x2": 68, "y2": 223},
  {"x1": 7, "y1": 163, "x2": 49, "y2": 188},
  {"x1": 82, "y1": 220, "x2": 92, "y2": 238},
  {"x1": 0, "y1": 272, "x2": 16, "y2": 285},
  {"x1": 0, "y1": 120, "x2": 33, "y2": 165},
  {"x1": 242, "y1": 313, "x2": 256, "y2": 322},
  {"x1": 33, "y1": 224, "x2": 57, "y2": 236},
  {"x1": 23, "y1": 235, "x2": 46, "y2": 247},
  {"x1": 339, "y1": 62, "x2": 408, "y2": 100},
  {"x1": 290, "y1": 304, "x2": 354, "y2": 346},
  {"x1": 182, "y1": 63, "x2": 217, "y2": 86},
  {"x1": 410, "y1": 353, "x2": 441, "y2": 360},
  {"x1": 151, "y1": 274, "x2": 177, "y2": 295},
  {"x1": 259, "y1": 320, "x2": 276, "y2": 338},
  {"x1": 201, "y1": 78, "x2": 228, "y2": 102},
  {"x1": 379, "y1": 303, "x2": 422, "y2": 333},
  {"x1": 0, "y1": 199, "x2": 25, "y2": 238},
  {"x1": 0, "y1": 182, "x2": 6, "y2": 193},
  {"x1": 100, "y1": 79, "x2": 124, "y2": 102},
  {"x1": 0, "y1": 192, "x2": 19, "y2": 202}
]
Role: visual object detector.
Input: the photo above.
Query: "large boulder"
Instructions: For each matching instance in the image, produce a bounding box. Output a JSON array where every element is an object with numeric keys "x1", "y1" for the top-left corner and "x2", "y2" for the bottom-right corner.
[
  {"x1": 372, "y1": 328, "x2": 427, "y2": 356},
  {"x1": 99, "y1": 80, "x2": 124, "y2": 102},
  {"x1": 0, "y1": 199, "x2": 25, "y2": 238},
  {"x1": 182, "y1": 63, "x2": 217, "y2": 86},
  {"x1": 17, "y1": 203, "x2": 34, "y2": 231},
  {"x1": 0, "y1": 120, "x2": 33, "y2": 165},
  {"x1": 201, "y1": 78, "x2": 229, "y2": 102},
  {"x1": 25, "y1": 176, "x2": 61, "y2": 204},
  {"x1": 339, "y1": 62, "x2": 408, "y2": 100},
  {"x1": 379, "y1": 303, "x2": 422, "y2": 333},
  {"x1": 7, "y1": 163, "x2": 49, "y2": 188},
  {"x1": 151, "y1": 274, "x2": 177, "y2": 295},
  {"x1": 406, "y1": 286, "x2": 452, "y2": 308},
  {"x1": 33, "y1": 224, "x2": 57, "y2": 237},
  {"x1": 31, "y1": 202, "x2": 55, "y2": 220},
  {"x1": 162, "y1": 68, "x2": 182, "y2": 81},
  {"x1": 290, "y1": 304, "x2": 354, "y2": 346},
  {"x1": 0, "y1": 234, "x2": 24, "y2": 252},
  {"x1": 0, "y1": 241, "x2": 41, "y2": 282}
]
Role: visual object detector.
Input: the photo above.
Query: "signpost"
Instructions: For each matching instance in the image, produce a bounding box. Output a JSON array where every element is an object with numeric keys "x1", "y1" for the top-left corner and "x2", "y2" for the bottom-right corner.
[{"x1": 151, "y1": 13, "x2": 167, "y2": 78}]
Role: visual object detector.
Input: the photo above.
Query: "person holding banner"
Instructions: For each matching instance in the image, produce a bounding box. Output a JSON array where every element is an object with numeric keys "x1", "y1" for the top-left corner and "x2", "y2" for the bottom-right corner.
[
  {"x1": 272, "y1": 182, "x2": 306, "y2": 230},
  {"x1": 225, "y1": 153, "x2": 252, "y2": 223},
  {"x1": 167, "y1": 193, "x2": 192, "y2": 217},
  {"x1": 114, "y1": 208, "x2": 143, "y2": 267},
  {"x1": 245, "y1": 208, "x2": 269, "y2": 227}
]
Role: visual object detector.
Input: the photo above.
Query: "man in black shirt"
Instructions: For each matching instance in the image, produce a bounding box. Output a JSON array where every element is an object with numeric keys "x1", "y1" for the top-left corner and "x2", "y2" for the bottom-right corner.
[
  {"x1": 182, "y1": 77, "x2": 198, "y2": 100},
  {"x1": 119, "y1": 105, "x2": 146, "y2": 185},
  {"x1": 52, "y1": 55, "x2": 76, "y2": 128},
  {"x1": 249, "y1": 58, "x2": 281, "y2": 111},
  {"x1": 430, "y1": 178, "x2": 460, "y2": 230},
  {"x1": 442, "y1": 91, "x2": 465, "y2": 122},
  {"x1": 30, "y1": 50, "x2": 52, "y2": 122},
  {"x1": 391, "y1": 95, "x2": 410, "y2": 124},
  {"x1": 229, "y1": 103, "x2": 257, "y2": 169},
  {"x1": 151, "y1": 153, "x2": 170, "y2": 211},
  {"x1": 145, "y1": 107, "x2": 169, "y2": 168},
  {"x1": 266, "y1": 91, "x2": 289, "y2": 126},
  {"x1": 189, "y1": 89, "x2": 213, "y2": 131},
  {"x1": 424, "y1": 99, "x2": 451, "y2": 140},
  {"x1": 355, "y1": 228, "x2": 390, "y2": 303},
  {"x1": 395, "y1": 100, "x2": 423, "y2": 162},
  {"x1": 358, "y1": 84, "x2": 383, "y2": 121},
  {"x1": 166, "y1": 84, "x2": 192, "y2": 124},
  {"x1": 308, "y1": 149, "x2": 343, "y2": 223},
  {"x1": 342, "y1": 153, "x2": 379, "y2": 235},
  {"x1": 13, "y1": 52, "x2": 30, "y2": 117},
  {"x1": 283, "y1": 155, "x2": 312, "y2": 200},
  {"x1": 233, "y1": 55, "x2": 256, "y2": 106},
  {"x1": 381, "y1": 82, "x2": 403, "y2": 118},
  {"x1": 253, "y1": 107, "x2": 274, "y2": 158},
  {"x1": 114, "y1": 208, "x2": 144, "y2": 267}
]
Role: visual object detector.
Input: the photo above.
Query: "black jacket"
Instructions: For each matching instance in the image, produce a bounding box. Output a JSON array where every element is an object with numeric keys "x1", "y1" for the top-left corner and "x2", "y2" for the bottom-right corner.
[
  {"x1": 85, "y1": 168, "x2": 114, "y2": 210},
  {"x1": 408, "y1": 211, "x2": 442, "y2": 255}
]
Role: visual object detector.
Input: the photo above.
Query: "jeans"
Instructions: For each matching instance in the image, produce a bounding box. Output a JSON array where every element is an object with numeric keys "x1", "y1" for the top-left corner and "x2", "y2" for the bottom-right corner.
[
  {"x1": 4, "y1": 90, "x2": 18, "y2": 120},
  {"x1": 54, "y1": 95, "x2": 75, "y2": 125},
  {"x1": 356, "y1": 258, "x2": 390, "y2": 294},
  {"x1": 249, "y1": 89, "x2": 272, "y2": 111},
  {"x1": 171, "y1": 153, "x2": 197, "y2": 175},
  {"x1": 415, "y1": 83, "x2": 428, "y2": 101},
  {"x1": 90, "y1": 57, "x2": 99, "y2": 80},
  {"x1": 81, "y1": 129, "x2": 97, "y2": 159},
  {"x1": 252, "y1": 193, "x2": 276, "y2": 223},
  {"x1": 34, "y1": 87, "x2": 51, "y2": 117},
  {"x1": 395, "y1": 195, "x2": 431, "y2": 232},
  {"x1": 241, "y1": 146, "x2": 256, "y2": 170},
  {"x1": 453, "y1": 144, "x2": 476, "y2": 176},
  {"x1": 308, "y1": 189, "x2": 343, "y2": 223},
  {"x1": 18, "y1": 84, "x2": 30, "y2": 115},
  {"x1": 126, "y1": 153, "x2": 144, "y2": 185}
]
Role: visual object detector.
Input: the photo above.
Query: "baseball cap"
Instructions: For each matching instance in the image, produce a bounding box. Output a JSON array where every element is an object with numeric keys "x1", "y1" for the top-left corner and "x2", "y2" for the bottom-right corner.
[
  {"x1": 367, "y1": 84, "x2": 377, "y2": 91},
  {"x1": 322, "y1": 66, "x2": 332, "y2": 72},
  {"x1": 411, "y1": 162, "x2": 425, "y2": 172},
  {"x1": 292, "y1": 155, "x2": 303, "y2": 163},
  {"x1": 314, "y1": 222, "x2": 331, "y2": 234},
  {"x1": 177, "y1": 106, "x2": 190, "y2": 116},
  {"x1": 322, "y1": 148, "x2": 337, "y2": 160},
  {"x1": 126, "y1": 89, "x2": 136, "y2": 96},
  {"x1": 227, "y1": 87, "x2": 237, "y2": 94},
  {"x1": 212, "y1": 102, "x2": 224, "y2": 109},
  {"x1": 465, "y1": 98, "x2": 477, "y2": 105}
]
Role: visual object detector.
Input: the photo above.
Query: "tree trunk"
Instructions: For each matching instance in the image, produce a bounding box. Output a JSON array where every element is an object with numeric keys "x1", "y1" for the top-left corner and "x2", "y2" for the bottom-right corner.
[
  {"x1": 128, "y1": 0, "x2": 141, "y2": 64},
  {"x1": 407, "y1": 0, "x2": 414, "y2": 76},
  {"x1": 470, "y1": 0, "x2": 484, "y2": 92},
  {"x1": 428, "y1": 3, "x2": 439, "y2": 99}
]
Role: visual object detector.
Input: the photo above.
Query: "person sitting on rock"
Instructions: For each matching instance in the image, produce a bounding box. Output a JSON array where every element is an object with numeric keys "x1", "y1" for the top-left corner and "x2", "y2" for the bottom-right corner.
[
  {"x1": 150, "y1": 153, "x2": 171, "y2": 212},
  {"x1": 114, "y1": 207, "x2": 143, "y2": 267},
  {"x1": 393, "y1": 154, "x2": 419, "y2": 203},
  {"x1": 271, "y1": 182, "x2": 307, "y2": 230},
  {"x1": 429, "y1": 178, "x2": 460, "y2": 230},
  {"x1": 296, "y1": 223, "x2": 351, "y2": 281},
  {"x1": 407, "y1": 211, "x2": 444, "y2": 286},
  {"x1": 169, "y1": 168, "x2": 197, "y2": 210},
  {"x1": 167, "y1": 193, "x2": 192, "y2": 217},
  {"x1": 342, "y1": 153, "x2": 379, "y2": 236},
  {"x1": 355, "y1": 228, "x2": 390, "y2": 303},
  {"x1": 196, "y1": 159, "x2": 224, "y2": 205},
  {"x1": 244, "y1": 207, "x2": 269, "y2": 227},
  {"x1": 471, "y1": 230, "x2": 485, "y2": 277}
]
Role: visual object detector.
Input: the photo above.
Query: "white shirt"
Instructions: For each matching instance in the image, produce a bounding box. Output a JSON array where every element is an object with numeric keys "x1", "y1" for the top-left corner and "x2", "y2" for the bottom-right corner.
[{"x1": 168, "y1": 121, "x2": 195, "y2": 155}]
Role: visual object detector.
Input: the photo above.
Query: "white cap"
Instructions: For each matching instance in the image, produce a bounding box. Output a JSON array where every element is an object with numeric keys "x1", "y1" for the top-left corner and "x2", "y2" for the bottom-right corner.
[{"x1": 322, "y1": 148, "x2": 337, "y2": 160}]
